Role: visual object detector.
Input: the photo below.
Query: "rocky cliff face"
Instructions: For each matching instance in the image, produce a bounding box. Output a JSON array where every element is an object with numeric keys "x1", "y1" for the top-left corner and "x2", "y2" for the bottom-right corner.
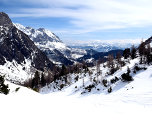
[{"x1": 0, "y1": 12, "x2": 54, "y2": 71}]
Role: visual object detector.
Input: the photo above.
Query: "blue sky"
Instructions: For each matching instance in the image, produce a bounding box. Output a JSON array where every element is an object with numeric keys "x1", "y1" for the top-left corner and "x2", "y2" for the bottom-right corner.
[{"x1": 1, "y1": 0, "x2": 152, "y2": 45}]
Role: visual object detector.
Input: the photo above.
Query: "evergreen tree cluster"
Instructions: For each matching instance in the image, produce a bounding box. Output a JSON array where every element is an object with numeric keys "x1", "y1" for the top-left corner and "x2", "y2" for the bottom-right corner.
[
  {"x1": 123, "y1": 45, "x2": 137, "y2": 60},
  {"x1": 0, "y1": 75, "x2": 10, "y2": 95},
  {"x1": 123, "y1": 39, "x2": 152, "y2": 65},
  {"x1": 121, "y1": 67, "x2": 133, "y2": 81},
  {"x1": 138, "y1": 41, "x2": 152, "y2": 64}
]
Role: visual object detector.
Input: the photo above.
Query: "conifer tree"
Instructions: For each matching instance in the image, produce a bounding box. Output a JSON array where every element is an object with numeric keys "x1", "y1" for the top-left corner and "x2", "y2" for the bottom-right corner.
[
  {"x1": 138, "y1": 39, "x2": 146, "y2": 63},
  {"x1": 131, "y1": 45, "x2": 136, "y2": 59},
  {"x1": 60, "y1": 64, "x2": 67, "y2": 76},
  {"x1": 146, "y1": 43, "x2": 151, "y2": 64},
  {"x1": 116, "y1": 51, "x2": 122, "y2": 64},
  {"x1": 139, "y1": 39, "x2": 145, "y2": 56},
  {"x1": 123, "y1": 48, "x2": 130, "y2": 59},
  {"x1": 41, "y1": 73, "x2": 46, "y2": 87},
  {"x1": 32, "y1": 71, "x2": 40, "y2": 89}
]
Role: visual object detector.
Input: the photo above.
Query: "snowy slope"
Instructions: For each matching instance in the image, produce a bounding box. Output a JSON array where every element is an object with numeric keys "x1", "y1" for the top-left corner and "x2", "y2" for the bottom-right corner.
[
  {"x1": 1, "y1": 57, "x2": 152, "y2": 114},
  {"x1": 39, "y1": 57, "x2": 152, "y2": 113},
  {"x1": 0, "y1": 59, "x2": 36, "y2": 84}
]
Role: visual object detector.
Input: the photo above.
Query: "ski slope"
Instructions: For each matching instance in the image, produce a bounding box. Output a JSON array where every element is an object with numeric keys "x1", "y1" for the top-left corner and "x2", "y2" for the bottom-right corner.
[{"x1": 1, "y1": 58, "x2": 152, "y2": 114}]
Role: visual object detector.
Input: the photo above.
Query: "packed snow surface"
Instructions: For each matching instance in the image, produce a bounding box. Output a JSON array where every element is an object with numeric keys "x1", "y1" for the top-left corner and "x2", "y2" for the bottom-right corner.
[{"x1": 1, "y1": 58, "x2": 152, "y2": 114}]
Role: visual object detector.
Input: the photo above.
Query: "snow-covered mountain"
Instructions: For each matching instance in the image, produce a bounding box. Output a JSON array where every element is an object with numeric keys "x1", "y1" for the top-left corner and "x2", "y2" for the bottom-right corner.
[
  {"x1": 70, "y1": 42, "x2": 139, "y2": 52},
  {"x1": 14, "y1": 23, "x2": 86, "y2": 65},
  {"x1": 14, "y1": 23, "x2": 62, "y2": 43},
  {"x1": 0, "y1": 12, "x2": 54, "y2": 83}
]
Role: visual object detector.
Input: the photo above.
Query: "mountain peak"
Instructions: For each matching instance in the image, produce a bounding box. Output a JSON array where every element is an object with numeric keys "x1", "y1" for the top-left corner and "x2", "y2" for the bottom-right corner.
[
  {"x1": 37, "y1": 28, "x2": 45, "y2": 31},
  {"x1": 14, "y1": 23, "x2": 62, "y2": 43},
  {"x1": 0, "y1": 12, "x2": 13, "y2": 27}
]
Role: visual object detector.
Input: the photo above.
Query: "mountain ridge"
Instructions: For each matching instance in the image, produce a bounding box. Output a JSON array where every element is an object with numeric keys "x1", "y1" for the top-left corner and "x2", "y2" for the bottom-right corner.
[
  {"x1": 14, "y1": 23, "x2": 87, "y2": 65},
  {"x1": 70, "y1": 42, "x2": 139, "y2": 52}
]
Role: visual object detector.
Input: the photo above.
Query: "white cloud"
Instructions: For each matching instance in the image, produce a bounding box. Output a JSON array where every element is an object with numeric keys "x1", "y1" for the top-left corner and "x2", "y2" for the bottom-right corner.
[{"x1": 8, "y1": 0, "x2": 152, "y2": 34}]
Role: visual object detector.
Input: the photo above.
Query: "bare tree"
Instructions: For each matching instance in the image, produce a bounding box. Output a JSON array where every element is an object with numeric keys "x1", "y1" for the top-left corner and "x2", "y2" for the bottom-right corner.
[
  {"x1": 123, "y1": 48, "x2": 130, "y2": 59},
  {"x1": 67, "y1": 64, "x2": 70, "y2": 74},
  {"x1": 46, "y1": 70, "x2": 54, "y2": 84},
  {"x1": 82, "y1": 59, "x2": 86, "y2": 69},
  {"x1": 96, "y1": 57, "x2": 100, "y2": 82},
  {"x1": 100, "y1": 57, "x2": 105, "y2": 64},
  {"x1": 107, "y1": 54, "x2": 111, "y2": 68},
  {"x1": 138, "y1": 40, "x2": 145, "y2": 63},
  {"x1": 82, "y1": 71, "x2": 87, "y2": 87},
  {"x1": 92, "y1": 58, "x2": 96, "y2": 66},
  {"x1": 89, "y1": 70, "x2": 93, "y2": 82},
  {"x1": 107, "y1": 54, "x2": 114, "y2": 68},
  {"x1": 83, "y1": 76, "x2": 85, "y2": 87},
  {"x1": 67, "y1": 74, "x2": 72, "y2": 85},
  {"x1": 116, "y1": 51, "x2": 122, "y2": 64}
]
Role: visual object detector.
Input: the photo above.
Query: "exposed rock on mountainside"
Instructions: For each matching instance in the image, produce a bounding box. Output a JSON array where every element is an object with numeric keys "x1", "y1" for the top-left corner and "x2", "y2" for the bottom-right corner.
[{"x1": 0, "y1": 12, "x2": 54, "y2": 71}]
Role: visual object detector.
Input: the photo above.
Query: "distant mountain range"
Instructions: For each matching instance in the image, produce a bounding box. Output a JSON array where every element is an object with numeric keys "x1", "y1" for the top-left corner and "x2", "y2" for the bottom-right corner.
[{"x1": 70, "y1": 42, "x2": 139, "y2": 52}]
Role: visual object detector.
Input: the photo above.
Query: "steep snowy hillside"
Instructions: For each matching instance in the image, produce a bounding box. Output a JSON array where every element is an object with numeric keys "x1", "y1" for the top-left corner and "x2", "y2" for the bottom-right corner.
[
  {"x1": 70, "y1": 42, "x2": 139, "y2": 52},
  {"x1": 14, "y1": 23, "x2": 86, "y2": 65}
]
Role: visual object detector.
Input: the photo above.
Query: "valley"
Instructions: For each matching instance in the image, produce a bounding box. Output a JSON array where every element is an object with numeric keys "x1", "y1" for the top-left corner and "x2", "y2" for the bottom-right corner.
[{"x1": 0, "y1": 12, "x2": 152, "y2": 114}]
